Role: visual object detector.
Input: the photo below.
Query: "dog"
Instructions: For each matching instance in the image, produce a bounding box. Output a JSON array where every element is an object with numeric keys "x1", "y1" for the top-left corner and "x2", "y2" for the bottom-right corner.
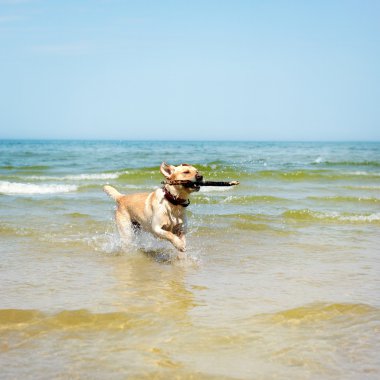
[{"x1": 104, "y1": 162, "x2": 202, "y2": 256}]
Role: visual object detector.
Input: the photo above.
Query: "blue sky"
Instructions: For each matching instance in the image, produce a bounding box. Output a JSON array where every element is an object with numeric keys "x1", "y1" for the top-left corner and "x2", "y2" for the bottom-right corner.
[{"x1": 0, "y1": 0, "x2": 379, "y2": 140}]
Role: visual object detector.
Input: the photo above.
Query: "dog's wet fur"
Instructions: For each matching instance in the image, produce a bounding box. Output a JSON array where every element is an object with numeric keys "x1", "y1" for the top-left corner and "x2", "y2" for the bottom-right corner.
[{"x1": 104, "y1": 162, "x2": 202, "y2": 258}]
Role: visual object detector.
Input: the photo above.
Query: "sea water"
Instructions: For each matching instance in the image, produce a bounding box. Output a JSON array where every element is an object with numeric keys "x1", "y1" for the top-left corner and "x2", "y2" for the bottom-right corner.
[{"x1": 0, "y1": 140, "x2": 379, "y2": 379}]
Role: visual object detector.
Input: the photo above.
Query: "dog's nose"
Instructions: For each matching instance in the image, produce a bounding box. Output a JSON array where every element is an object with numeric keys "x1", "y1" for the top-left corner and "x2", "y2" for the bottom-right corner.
[{"x1": 196, "y1": 173, "x2": 203, "y2": 181}]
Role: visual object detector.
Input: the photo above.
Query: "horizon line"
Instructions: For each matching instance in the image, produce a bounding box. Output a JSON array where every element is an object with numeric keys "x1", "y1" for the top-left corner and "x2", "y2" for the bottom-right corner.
[{"x1": 1, "y1": 138, "x2": 380, "y2": 143}]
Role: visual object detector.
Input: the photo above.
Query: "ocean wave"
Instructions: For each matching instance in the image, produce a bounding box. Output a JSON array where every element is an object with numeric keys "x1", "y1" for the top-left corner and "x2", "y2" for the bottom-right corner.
[
  {"x1": 343, "y1": 185, "x2": 380, "y2": 191},
  {"x1": 313, "y1": 160, "x2": 380, "y2": 167},
  {"x1": 193, "y1": 194, "x2": 285, "y2": 205},
  {"x1": 232, "y1": 221, "x2": 275, "y2": 232},
  {"x1": 27, "y1": 172, "x2": 126, "y2": 181},
  {"x1": 62, "y1": 172, "x2": 124, "y2": 180},
  {"x1": 283, "y1": 209, "x2": 380, "y2": 223},
  {"x1": 222, "y1": 213, "x2": 272, "y2": 222},
  {"x1": 0, "y1": 165, "x2": 50, "y2": 171},
  {"x1": 65, "y1": 212, "x2": 91, "y2": 218},
  {"x1": 250, "y1": 170, "x2": 325, "y2": 180},
  {"x1": 308, "y1": 196, "x2": 380, "y2": 204},
  {"x1": 0, "y1": 223, "x2": 34, "y2": 237},
  {"x1": 264, "y1": 303, "x2": 379, "y2": 324},
  {"x1": 0, "y1": 309, "x2": 145, "y2": 331},
  {"x1": 347, "y1": 171, "x2": 380, "y2": 177},
  {"x1": 78, "y1": 183, "x2": 149, "y2": 192},
  {"x1": 221, "y1": 195, "x2": 287, "y2": 204},
  {"x1": 252, "y1": 169, "x2": 380, "y2": 181},
  {"x1": 199, "y1": 186, "x2": 234, "y2": 193},
  {"x1": 0, "y1": 181, "x2": 77, "y2": 195}
]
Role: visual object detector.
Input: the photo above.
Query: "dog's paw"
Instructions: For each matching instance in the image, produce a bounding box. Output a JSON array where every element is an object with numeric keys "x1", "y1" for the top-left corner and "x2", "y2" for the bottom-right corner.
[
  {"x1": 176, "y1": 251, "x2": 187, "y2": 260},
  {"x1": 173, "y1": 238, "x2": 186, "y2": 252},
  {"x1": 177, "y1": 244, "x2": 186, "y2": 252}
]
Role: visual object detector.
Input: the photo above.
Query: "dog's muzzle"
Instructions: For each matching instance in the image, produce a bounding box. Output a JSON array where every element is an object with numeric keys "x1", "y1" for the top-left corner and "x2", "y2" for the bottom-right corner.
[{"x1": 192, "y1": 174, "x2": 203, "y2": 191}]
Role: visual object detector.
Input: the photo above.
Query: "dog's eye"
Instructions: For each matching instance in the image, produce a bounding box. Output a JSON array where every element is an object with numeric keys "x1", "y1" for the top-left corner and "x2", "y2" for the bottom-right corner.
[{"x1": 183, "y1": 171, "x2": 190, "y2": 174}]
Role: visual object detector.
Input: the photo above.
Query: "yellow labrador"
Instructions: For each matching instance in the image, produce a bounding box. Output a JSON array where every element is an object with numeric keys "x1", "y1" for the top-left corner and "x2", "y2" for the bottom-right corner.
[{"x1": 104, "y1": 162, "x2": 202, "y2": 256}]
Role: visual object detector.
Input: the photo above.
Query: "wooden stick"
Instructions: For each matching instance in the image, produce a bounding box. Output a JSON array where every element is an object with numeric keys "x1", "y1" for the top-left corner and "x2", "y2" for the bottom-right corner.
[
  {"x1": 163, "y1": 180, "x2": 239, "y2": 187},
  {"x1": 196, "y1": 180, "x2": 239, "y2": 186}
]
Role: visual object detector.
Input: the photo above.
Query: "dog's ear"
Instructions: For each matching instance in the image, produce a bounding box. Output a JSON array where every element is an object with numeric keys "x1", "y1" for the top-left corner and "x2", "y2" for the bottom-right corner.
[{"x1": 160, "y1": 162, "x2": 175, "y2": 178}]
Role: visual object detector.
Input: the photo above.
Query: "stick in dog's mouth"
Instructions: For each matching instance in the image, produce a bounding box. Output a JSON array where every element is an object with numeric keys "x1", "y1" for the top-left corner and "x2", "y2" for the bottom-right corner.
[{"x1": 162, "y1": 180, "x2": 240, "y2": 187}]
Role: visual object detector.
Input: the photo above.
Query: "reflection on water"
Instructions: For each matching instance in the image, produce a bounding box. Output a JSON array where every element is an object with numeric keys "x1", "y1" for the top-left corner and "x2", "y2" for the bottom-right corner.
[{"x1": 109, "y1": 250, "x2": 198, "y2": 320}]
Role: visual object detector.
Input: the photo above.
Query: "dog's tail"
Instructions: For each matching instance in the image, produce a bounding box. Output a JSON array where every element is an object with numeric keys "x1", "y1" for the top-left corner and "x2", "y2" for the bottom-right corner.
[{"x1": 103, "y1": 185, "x2": 123, "y2": 201}]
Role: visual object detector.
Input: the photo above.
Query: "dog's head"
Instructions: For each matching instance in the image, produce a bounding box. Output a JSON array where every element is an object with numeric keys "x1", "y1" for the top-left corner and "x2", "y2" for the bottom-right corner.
[{"x1": 160, "y1": 162, "x2": 203, "y2": 192}]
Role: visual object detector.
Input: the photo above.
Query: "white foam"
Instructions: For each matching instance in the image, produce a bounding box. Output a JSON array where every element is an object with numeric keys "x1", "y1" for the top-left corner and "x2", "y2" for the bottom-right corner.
[
  {"x1": 315, "y1": 211, "x2": 380, "y2": 223},
  {"x1": 221, "y1": 195, "x2": 235, "y2": 203},
  {"x1": 0, "y1": 181, "x2": 77, "y2": 195},
  {"x1": 28, "y1": 172, "x2": 126, "y2": 181},
  {"x1": 350, "y1": 186, "x2": 380, "y2": 190},
  {"x1": 338, "y1": 213, "x2": 380, "y2": 222},
  {"x1": 348, "y1": 171, "x2": 380, "y2": 177},
  {"x1": 63, "y1": 172, "x2": 127, "y2": 180},
  {"x1": 199, "y1": 186, "x2": 233, "y2": 193}
]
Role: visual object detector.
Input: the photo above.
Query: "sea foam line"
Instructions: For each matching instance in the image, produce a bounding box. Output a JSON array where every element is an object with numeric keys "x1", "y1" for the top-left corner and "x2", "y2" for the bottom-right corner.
[
  {"x1": 27, "y1": 172, "x2": 126, "y2": 181},
  {"x1": 0, "y1": 181, "x2": 77, "y2": 195},
  {"x1": 283, "y1": 209, "x2": 380, "y2": 223},
  {"x1": 347, "y1": 171, "x2": 380, "y2": 177},
  {"x1": 199, "y1": 186, "x2": 233, "y2": 193}
]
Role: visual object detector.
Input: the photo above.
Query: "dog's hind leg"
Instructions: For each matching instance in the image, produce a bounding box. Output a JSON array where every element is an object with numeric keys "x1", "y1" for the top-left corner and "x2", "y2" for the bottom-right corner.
[{"x1": 115, "y1": 210, "x2": 133, "y2": 248}]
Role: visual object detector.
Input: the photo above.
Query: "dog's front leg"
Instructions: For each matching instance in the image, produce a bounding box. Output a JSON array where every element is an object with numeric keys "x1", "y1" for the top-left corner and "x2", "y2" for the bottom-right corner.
[
  {"x1": 152, "y1": 225, "x2": 186, "y2": 252},
  {"x1": 176, "y1": 232, "x2": 187, "y2": 259}
]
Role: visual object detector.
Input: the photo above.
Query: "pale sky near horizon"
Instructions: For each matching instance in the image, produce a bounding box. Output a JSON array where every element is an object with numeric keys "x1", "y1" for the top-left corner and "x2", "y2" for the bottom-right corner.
[{"x1": 0, "y1": 0, "x2": 379, "y2": 141}]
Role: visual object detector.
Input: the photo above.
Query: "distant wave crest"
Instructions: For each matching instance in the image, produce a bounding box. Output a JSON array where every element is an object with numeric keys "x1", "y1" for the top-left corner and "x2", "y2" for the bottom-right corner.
[
  {"x1": 0, "y1": 181, "x2": 77, "y2": 195},
  {"x1": 28, "y1": 172, "x2": 125, "y2": 181},
  {"x1": 283, "y1": 209, "x2": 380, "y2": 223},
  {"x1": 313, "y1": 160, "x2": 380, "y2": 167}
]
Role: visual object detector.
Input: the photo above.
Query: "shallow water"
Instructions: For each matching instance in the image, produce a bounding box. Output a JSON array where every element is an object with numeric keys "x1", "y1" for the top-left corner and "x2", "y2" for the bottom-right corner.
[{"x1": 0, "y1": 140, "x2": 379, "y2": 379}]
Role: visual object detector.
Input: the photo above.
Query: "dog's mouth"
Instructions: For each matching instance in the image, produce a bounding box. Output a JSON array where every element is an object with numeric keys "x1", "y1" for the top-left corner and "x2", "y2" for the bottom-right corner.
[
  {"x1": 185, "y1": 181, "x2": 201, "y2": 191},
  {"x1": 168, "y1": 174, "x2": 203, "y2": 191},
  {"x1": 192, "y1": 174, "x2": 203, "y2": 191},
  {"x1": 191, "y1": 174, "x2": 203, "y2": 191}
]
